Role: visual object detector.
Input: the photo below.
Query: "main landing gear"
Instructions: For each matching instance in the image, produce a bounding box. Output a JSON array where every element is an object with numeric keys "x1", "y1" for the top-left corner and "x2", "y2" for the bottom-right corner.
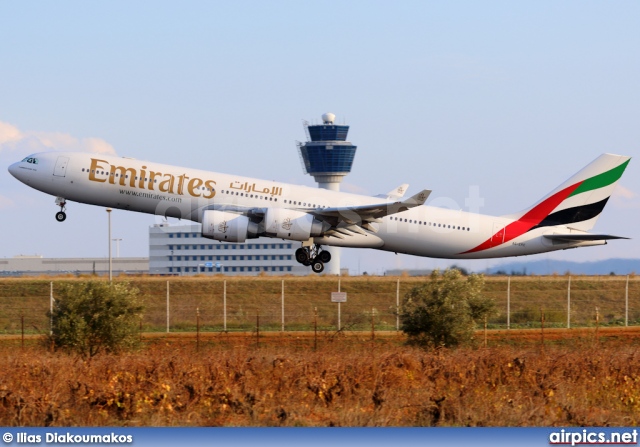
[
  {"x1": 295, "y1": 245, "x2": 331, "y2": 274},
  {"x1": 55, "y1": 197, "x2": 67, "y2": 222}
]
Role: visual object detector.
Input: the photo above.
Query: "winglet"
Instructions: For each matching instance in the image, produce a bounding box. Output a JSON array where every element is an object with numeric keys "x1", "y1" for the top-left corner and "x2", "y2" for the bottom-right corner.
[
  {"x1": 388, "y1": 189, "x2": 431, "y2": 214},
  {"x1": 405, "y1": 189, "x2": 431, "y2": 206}
]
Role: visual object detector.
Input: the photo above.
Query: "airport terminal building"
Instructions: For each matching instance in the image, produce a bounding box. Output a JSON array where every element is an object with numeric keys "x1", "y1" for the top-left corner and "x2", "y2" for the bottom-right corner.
[
  {"x1": 0, "y1": 255, "x2": 148, "y2": 276},
  {"x1": 2, "y1": 224, "x2": 336, "y2": 277},
  {"x1": 1, "y1": 225, "x2": 310, "y2": 277},
  {"x1": 148, "y1": 223, "x2": 309, "y2": 276}
]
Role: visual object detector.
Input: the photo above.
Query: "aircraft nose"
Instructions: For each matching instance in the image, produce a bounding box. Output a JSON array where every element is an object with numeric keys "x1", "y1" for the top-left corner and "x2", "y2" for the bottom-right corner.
[
  {"x1": 8, "y1": 162, "x2": 19, "y2": 178},
  {"x1": 7, "y1": 161, "x2": 29, "y2": 183}
]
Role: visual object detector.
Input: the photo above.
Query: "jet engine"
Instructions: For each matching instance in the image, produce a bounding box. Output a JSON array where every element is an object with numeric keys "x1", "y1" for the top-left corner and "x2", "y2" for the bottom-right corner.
[
  {"x1": 263, "y1": 208, "x2": 329, "y2": 241},
  {"x1": 201, "y1": 210, "x2": 259, "y2": 242}
]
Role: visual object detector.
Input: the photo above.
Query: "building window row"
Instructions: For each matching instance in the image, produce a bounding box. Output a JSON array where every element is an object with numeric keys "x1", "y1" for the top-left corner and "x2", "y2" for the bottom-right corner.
[
  {"x1": 166, "y1": 243, "x2": 292, "y2": 250},
  {"x1": 169, "y1": 266, "x2": 292, "y2": 273},
  {"x1": 169, "y1": 255, "x2": 291, "y2": 261}
]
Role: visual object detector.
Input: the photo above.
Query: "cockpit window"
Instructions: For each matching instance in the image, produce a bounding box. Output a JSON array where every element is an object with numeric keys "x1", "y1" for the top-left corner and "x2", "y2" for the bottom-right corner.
[{"x1": 21, "y1": 157, "x2": 38, "y2": 164}]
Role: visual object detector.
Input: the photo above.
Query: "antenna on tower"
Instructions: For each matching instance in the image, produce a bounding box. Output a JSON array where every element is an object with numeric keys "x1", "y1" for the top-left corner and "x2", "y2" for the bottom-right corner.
[{"x1": 302, "y1": 119, "x2": 311, "y2": 141}]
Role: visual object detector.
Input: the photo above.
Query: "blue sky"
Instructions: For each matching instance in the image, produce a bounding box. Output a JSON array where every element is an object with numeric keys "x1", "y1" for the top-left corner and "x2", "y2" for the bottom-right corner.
[{"x1": 1, "y1": 1, "x2": 638, "y2": 274}]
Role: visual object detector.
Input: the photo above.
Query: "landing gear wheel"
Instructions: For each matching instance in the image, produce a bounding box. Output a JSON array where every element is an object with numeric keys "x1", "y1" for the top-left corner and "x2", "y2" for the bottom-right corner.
[
  {"x1": 318, "y1": 250, "x2": 331, "y2": 263},
  {"x1": 295, "y1": 248, "x2": 309, "y2": 264},
  {"x1": 311, "y1": 260, "x2": 324, "y2": 273},
  {"x1": 55, "y1": 197, "x2": 67, "y2": 222}
]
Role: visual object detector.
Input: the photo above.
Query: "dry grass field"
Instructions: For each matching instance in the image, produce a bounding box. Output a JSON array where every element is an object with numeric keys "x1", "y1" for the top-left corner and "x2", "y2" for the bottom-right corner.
[
  {"x1": 1, "y1": 275, "x2": 639, "y2": 427},
  {"x1": 2, "y1": 333, "x2": 640, "y2": 427}
]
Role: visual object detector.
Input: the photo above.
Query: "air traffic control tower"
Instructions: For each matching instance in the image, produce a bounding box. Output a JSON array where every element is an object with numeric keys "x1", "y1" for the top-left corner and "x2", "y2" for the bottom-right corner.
[{"x1": 298, "y1": 112, "x2": 357, "y2": 275}]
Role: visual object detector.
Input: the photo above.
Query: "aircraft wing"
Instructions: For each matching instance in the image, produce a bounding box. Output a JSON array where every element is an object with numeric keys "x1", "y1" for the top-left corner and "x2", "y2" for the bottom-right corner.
[
  {"x1": 202, "y1": 189, "x2": 431, "y2": 236},
  {"x1": 543, "y1": 234, "x2": 629, "y2": 242},
  {"x1": 310, "y1": 189, "x2": 431, "y2": 226}
]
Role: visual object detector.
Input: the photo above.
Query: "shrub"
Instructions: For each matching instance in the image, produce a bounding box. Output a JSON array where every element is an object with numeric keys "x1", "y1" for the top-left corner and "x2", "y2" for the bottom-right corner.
[
  {"x1": 400, "y1": 269, "x2": 496, "y2": 348},
  {"x1": 49, "y1": 281, "x2": 143, "y2": 357}
]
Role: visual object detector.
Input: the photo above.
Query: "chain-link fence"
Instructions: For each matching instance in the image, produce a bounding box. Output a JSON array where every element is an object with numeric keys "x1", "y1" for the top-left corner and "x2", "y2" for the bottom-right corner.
[{"x1": 0, "y1": 276, "x2": 638, "y2": 335}]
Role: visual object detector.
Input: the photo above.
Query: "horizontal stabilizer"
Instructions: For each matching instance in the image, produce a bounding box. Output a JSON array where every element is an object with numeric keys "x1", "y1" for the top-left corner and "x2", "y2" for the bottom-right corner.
[{"x1": 543, "y1": 234, "x2": 629, "y2": 242}]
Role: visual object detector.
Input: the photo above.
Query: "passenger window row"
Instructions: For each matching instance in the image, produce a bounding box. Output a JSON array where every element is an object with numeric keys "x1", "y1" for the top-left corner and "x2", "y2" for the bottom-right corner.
[{"x1": 389, "y1": 216, "x2": 470, "y2": 231}]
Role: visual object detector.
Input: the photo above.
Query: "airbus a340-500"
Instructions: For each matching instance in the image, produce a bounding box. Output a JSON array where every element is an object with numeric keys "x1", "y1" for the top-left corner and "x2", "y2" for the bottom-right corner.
[{"x1": 8, "y1": 151, "x2": 630, "y2": 273}]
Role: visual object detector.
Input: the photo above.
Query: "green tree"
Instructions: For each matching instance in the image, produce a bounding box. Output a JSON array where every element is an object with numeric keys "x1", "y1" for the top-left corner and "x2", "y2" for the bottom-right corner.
[
  {"x1": 49, "y1": 281, "x2": 144, "y2": 357},
  {"x1": 400, "y1": 269, "x2": 496, "y2": 348}
]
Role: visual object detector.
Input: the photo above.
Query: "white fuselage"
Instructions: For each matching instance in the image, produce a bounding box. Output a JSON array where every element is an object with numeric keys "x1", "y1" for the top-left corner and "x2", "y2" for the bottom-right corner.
[{"x1": 8, "y1": 151, "x2": 603, "y2": 260}]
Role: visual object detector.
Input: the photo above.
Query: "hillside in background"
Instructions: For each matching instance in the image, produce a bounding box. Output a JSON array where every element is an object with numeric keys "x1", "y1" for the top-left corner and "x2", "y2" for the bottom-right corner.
[{"x1": 484, "y1": 258, "x2": 640, "y2": 276}]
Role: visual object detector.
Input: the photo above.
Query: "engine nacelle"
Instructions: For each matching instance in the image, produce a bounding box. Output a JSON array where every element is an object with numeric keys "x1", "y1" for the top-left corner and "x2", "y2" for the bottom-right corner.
[
  {"x1": 264, "y1": 208, "x2": 329, "y2": 241},
  {"x1": 201, "y1": 210, "x2": 259, "y2": 242}
]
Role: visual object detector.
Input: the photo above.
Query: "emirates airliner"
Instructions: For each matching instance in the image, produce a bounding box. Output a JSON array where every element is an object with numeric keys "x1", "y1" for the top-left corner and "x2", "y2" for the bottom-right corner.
[{"x1": 8, "y1": 151, "x2": 630, "y2": 273}]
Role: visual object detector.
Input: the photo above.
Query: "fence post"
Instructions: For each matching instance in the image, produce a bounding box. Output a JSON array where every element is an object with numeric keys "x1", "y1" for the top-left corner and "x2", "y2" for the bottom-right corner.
[
  {"x1": 484, "y1": 316, "x2": 487, "y2": 348},
  {"x1": 567, "y1": 276, "x2": 571, "y2": 329},
  {"x1": 338, "y1": 279, "x2": 341, "y2": 331},
  {"x1": 371, "y1": 307, "x2": 375, "y2": 341},
  {"x1": 507, "y1": 276, "x2": 511, "y2": 330},
  {"x1": 256, "y1": 312, "x2": 260, "y2": 348},
  {"x1": 396, "y1": 279, "x2": 400, "y2": 331},
  {"x1": 166, "y1": 280, "x2": 170, "y2": 333},
  {"x1": 50, "y1": 281, "x2": 54, "y2": 336},
  {"x1": 196, "y1": 307, "x2": 200, "y2": 351},
  {"x1": 314, "y1": 307, "x2": 318, "y2": 351},
  {"x1": 540, "y1": 307, "x2": 545, "y2": 346},
  {"x1": 595, "y1": 306, "x2": 600, "y2": 341},
  {"x1": 626, "y1": 275, "x2": 629, "y2": 327}
]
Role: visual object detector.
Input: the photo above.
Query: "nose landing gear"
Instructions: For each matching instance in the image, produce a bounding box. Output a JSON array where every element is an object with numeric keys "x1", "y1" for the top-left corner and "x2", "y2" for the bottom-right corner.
[
  {"x1": 55, "y1": 197, "x2": 67, "y2": 222},
  {"x1": 295, "y1": 245, "x2": 332, "y2": 274}
]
